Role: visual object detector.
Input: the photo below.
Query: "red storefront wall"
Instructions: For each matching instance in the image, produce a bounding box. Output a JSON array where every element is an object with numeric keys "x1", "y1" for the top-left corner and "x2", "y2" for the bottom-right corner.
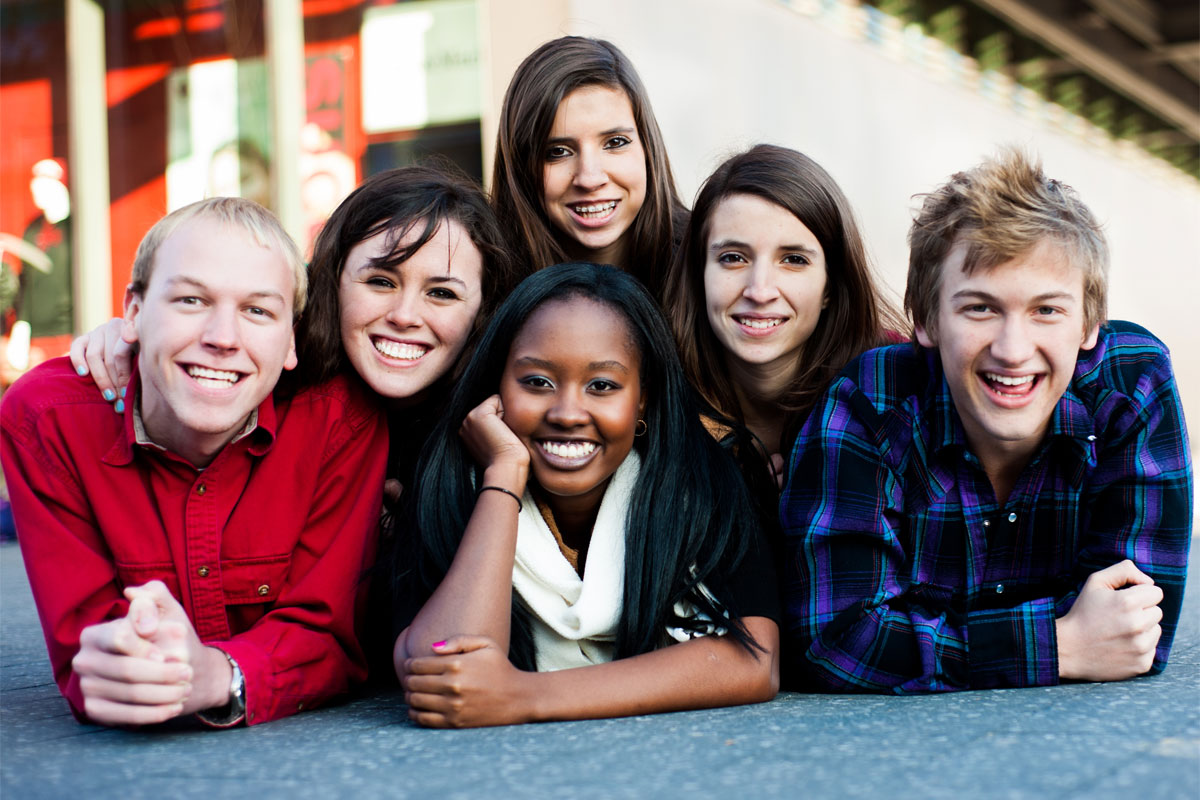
[{"x1": 1, "y1": 0, "x2": 367, "y2": 360}]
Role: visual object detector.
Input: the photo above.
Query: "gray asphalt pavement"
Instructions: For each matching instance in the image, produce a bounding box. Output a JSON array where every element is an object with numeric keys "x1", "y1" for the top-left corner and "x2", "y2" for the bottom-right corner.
[{"x1": 3, "y1": 539, "x2": 1198, "y2": 799}]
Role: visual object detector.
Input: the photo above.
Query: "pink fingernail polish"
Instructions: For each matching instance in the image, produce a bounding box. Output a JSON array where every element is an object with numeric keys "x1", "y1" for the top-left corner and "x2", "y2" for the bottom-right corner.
[{"x1": 432, "y1": 640, "x2": 447, "y2": 648}]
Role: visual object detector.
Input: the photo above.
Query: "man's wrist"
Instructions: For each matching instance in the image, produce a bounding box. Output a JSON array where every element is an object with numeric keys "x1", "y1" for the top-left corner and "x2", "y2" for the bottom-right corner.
[
  {"x1": 194, "y1": 648, "x2": 245, "y2": 727},
  {"x1": 1055, "y1": 616, "x2": 1078, "y2": 680}
]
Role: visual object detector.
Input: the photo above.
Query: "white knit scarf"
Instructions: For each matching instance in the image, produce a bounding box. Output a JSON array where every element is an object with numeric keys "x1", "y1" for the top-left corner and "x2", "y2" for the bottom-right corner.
[{"x1": 511, "y1": 451, "x2": 725, "y2": 672}]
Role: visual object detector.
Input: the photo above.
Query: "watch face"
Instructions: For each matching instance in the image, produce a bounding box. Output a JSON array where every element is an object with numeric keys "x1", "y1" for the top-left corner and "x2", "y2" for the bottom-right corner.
[{"x1": 229, "y1": 658, "x2": 246, "y2": 704}]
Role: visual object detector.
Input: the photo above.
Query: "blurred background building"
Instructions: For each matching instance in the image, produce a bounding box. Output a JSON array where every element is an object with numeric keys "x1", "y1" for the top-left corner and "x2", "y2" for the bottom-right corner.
[{"x1": 1, "y1": 0, "x2": 1197, "y2": 428}]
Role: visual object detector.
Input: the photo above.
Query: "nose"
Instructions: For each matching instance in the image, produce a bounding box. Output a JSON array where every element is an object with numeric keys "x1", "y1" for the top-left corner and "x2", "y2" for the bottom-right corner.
[
  {"x1": 200, "y1": 305, "x2": 241, "y2": 352},
  {"x1": 572, "y1": 148, "x2": 608, "y2": 192},
  {"x1": 741, "y1": 261, "x2": 780, "y2": 305},
  {"x1": 990, "y1": 315, "x2": 1035, "y2": 365},
  {"x1": 545, "y1": 388, "x2": 589, "y2": 428},
  {"x1": 384, "y1": 289, "x2": 422, "y2": 329}
]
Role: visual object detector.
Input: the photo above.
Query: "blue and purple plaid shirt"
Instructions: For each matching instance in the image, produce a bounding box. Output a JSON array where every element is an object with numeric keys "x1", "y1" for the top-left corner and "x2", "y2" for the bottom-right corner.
[{"x1": 781, "y1": 321, "x2": 1192, "y2": 692}]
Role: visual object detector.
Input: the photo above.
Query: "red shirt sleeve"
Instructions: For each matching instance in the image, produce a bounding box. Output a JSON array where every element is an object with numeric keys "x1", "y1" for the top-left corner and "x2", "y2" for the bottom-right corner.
[{"x1": 1, "y1": 367, "x2": 131, "y2": 721}]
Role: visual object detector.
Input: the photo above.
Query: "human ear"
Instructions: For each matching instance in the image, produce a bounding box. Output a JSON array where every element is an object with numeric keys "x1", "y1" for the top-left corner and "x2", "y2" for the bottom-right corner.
[
  {"x1": 121, "y1": 285, "x2": 142, "y2": 345},
  {"x1": 282, "y1": 330, "x2": 298, "y2": 372},
  {"x1": 915, "y1": 321, "x2": 936, "y2": 348},
  {"x1": 1080, "y1": 322, "x2": 1100, "y2": 351}
]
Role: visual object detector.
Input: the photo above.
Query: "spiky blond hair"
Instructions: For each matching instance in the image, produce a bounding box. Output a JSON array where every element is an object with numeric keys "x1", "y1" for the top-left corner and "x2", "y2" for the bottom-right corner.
[{"x1": 905, "y1": 148, "x2": 1107, "y2": 337}]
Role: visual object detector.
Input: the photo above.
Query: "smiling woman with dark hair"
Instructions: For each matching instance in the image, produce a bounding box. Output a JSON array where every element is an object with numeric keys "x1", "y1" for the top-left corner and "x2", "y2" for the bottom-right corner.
[
  {"x1": 391, "y1": 262, "x2": 779, "y2": 727},
  {"x1": 491, "y1": 37, "x2": 688, "y2": 295},
  {"x1": 663, "y1": 144, "x2": 906, "y2": 482}
]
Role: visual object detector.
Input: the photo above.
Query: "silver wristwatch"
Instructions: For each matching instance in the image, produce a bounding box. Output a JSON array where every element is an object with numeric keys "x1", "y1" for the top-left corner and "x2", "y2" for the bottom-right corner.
[{"x1": 196, "y1": 650, "x2": 246, "y2": 727}]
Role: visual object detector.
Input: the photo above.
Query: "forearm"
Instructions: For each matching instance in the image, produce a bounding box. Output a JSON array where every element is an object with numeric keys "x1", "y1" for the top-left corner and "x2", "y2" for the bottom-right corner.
[
  {"x1": 400, "y1": 467, "x2": 523, "y2": 660},
  {"x1": 1077, "y1": 522, "x2": 1192, "y2": 672},
  {"x1": 1079, "y1": 344, "x2": 1193, "y2": 668},
  {"x1": 1, "y1": 433, "x2": 128, "y2": 716},
  {"x1": 523, "y1": 618, "x2": 779, "y2": 722},
  {"x1": 796, "y1": 582, "x2": 1069, "y2": 692},
  {"x1": 224, "y1": 405, "x2": 388, "y2": 724},
  {"x1": 219, "y1": 545, "x2": 379, "y2": 723}
]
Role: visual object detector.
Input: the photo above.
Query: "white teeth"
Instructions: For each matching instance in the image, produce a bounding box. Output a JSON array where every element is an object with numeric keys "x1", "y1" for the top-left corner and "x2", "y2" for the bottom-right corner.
[
  {"x1": 187, "y1": 366, "x2": 239, "y2": 388},
  {"x1": 737, "y1": 317, "x2": 783, "y2": 329},
  {"x1": 374, "y1": 339, "x2": 428, "y2": 360},
  {"x1": 540, "y1": 441, "x2": 597, "y2": 459},
  {"x1": 985, "y1": 373, "x2": 1035, "y2": 386},
  {"x1": 572, "y1": 201, "x2": 617, "y2": 217}
]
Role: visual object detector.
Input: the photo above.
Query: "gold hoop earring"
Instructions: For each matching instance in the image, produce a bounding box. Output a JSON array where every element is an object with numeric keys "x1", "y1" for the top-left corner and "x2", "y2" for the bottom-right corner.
[{"x1": 634, "y1": 419, "x2": 648, "y2": 437}]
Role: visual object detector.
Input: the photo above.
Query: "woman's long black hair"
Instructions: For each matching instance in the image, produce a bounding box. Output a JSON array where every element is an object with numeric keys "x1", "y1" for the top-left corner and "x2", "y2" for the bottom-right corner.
[{"x1": 393, "y1": 263, "x2": 767, "y2": 669}]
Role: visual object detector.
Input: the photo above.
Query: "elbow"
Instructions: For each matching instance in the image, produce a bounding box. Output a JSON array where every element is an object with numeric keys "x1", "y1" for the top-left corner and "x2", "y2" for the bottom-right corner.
[
  {"x1": 751, "y1": 618, "x2": 782, "y2": 702},
  {"x1": 391, "y1": 627, "x2": 411, "y2": 682},
  {"x1": 752, "y1": 651, "x2": 781, "y2": 702},
  {"x1": 764, "y1": 658, "x2": 781, "y2": 699},
  {"x1": 736, "y1": 617, "x2": 781, "y2": 703},
  {"x1": 735, "y1": 643, "x2": 780, "y2": 704}
]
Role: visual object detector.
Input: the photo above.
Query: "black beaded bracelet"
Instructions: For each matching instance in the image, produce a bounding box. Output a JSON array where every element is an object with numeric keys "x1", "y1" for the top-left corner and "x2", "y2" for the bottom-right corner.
[{"x1": 479, "y1": 485, "x2": 522, "y2": 509}]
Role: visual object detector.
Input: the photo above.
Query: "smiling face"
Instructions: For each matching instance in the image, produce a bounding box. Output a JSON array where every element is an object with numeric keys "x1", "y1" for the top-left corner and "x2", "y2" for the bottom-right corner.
[
  {"x1": 915, "y1": 239, "x2": 1099, "y2": 474},
  {"x1": 338, "y1": 219, "x2": 483, "y2": 404},
  {"x1": 703, "y1": 193, "x2": 828, "y2": 395},
  {"x1": 499, "y1": 295, "x2": 645, "y2": 518},
  {"x1": 541, "y1": 85, "x2": 648, "y2": 266},
  {"x1": 123, "y1": 215, "x2": 298, "y2": 467}
]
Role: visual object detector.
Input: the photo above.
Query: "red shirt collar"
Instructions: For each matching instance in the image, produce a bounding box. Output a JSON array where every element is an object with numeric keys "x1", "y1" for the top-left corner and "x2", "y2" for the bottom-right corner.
[{"x1": 102, "y1": 360, "x2": 279, "y2": 467}]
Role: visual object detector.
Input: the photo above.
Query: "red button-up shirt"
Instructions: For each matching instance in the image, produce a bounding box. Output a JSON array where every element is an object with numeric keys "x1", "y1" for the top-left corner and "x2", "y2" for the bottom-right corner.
[{"x1": 1, "y1": 358, "x2": 388, "y2": 725}]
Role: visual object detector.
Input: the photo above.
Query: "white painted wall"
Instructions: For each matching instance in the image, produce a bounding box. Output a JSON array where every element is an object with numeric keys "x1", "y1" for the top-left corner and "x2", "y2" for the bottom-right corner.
[{"x1": 539, "y1": 0, "x2": 1200, "y2": 439}]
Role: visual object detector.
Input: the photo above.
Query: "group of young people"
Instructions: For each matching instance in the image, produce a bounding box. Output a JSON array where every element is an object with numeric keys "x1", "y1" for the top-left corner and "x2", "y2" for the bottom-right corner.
[{"x1": 0, "y1": 36, "x2": 1191, "y2": 730}]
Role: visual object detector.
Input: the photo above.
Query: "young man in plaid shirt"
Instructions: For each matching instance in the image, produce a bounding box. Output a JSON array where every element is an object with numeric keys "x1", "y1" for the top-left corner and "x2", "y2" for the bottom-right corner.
[{"x1": 781, "y1": 150, "x2": 1192, "y2": 692}]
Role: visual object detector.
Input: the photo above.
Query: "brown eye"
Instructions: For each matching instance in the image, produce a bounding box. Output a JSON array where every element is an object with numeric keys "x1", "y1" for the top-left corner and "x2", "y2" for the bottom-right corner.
[{"x1": 520, "y1": 375, "x2": 554, "y2": 390}]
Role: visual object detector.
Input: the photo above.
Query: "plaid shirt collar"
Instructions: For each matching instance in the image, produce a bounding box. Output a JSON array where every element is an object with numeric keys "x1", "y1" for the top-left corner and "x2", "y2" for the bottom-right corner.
[{"x1": 919, "y1": 343, "x2": 1101, "y2": 477}]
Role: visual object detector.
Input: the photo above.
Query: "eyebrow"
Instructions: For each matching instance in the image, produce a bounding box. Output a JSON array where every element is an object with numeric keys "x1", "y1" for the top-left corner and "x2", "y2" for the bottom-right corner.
[
  {"x1": 165, "y1": 276, "x2": 285, "y2": 303},
  {"x1": 546, "y1": 126, "x2": 636, "y2": 145},
  {"x1": 513, "y1": 356, "x2": 630, "y2": 374},
  {"x1": 708, "y1": 239, "x2": 820, "y2": 256},
  {"x1": 350, "y1": 261, "x2": 470, "y2": 289},
  {"x1": 951, "y1": 289, "x2": 1079, "y2": 304},
  {"x1": 588, "y1": 359, "x2": 630, "y2": 373},
  {"x1": 427, "y1": 275, "x2": 469, "y2": 289}
]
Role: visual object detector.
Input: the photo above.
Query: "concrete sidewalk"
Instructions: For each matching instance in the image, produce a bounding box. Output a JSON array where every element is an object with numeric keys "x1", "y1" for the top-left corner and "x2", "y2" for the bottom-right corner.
[{"x1": 3, "y1": 539, "x2": 1197, "y2": 799}]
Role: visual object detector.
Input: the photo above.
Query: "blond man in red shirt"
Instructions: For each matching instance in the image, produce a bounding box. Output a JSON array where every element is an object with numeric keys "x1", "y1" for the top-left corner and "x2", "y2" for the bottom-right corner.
[{"x1": 1, "y1": 198, "x2": 387, "y2": 727}]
